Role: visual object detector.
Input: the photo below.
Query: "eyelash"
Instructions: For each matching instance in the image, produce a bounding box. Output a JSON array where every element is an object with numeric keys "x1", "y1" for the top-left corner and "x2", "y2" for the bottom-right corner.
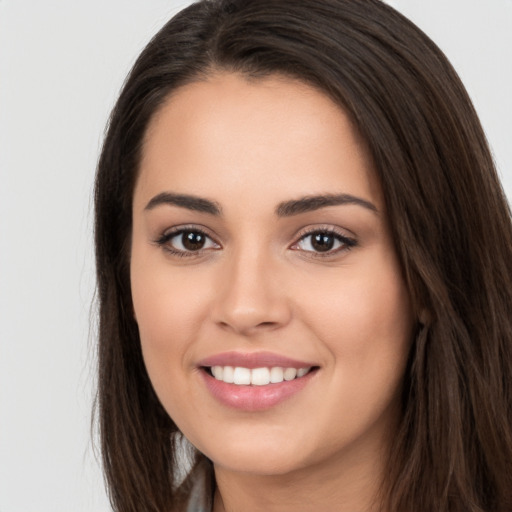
[
  {"x1": 291, "y1": 227, "x2": 357, "y2": 258},
  {"x1": 154, "y1": 226, "x2": 357, "y2": 258},
  {"x1": 154, "y1": 226, "x2": 219, "y2": 258}
]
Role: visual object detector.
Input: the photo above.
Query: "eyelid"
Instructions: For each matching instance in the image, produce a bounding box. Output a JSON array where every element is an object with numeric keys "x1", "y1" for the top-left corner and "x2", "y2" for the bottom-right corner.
[
  {"x1": 153, "y1": 223, "x2": 356, "y2": 258},
  {"x1": 157, "y1": 223, "x2": 216, "y2": 238},
  {"x1": 289, "y1": 225, "x2": 357, "y2": 256},
  {"x1": 154, "y1": 224, "x2": 221, "y2": 256}
]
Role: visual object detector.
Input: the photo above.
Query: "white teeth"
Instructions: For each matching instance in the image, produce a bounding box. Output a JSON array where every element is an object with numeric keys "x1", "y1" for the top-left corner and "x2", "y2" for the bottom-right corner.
[
  {"x1": 233, "y1": 367, "x2": 251, "y2": 385},
  {"x1": 297, "y1": 368, "x2": 308, "y2": 378},
  {"x1": 211, "y1": 366, "x2": 223, "y2": 380},
  {"x1": 210, "y1": 365, "x2": 312, "y2": 385},
  {"x1": 269, "y1": 367, "x2": 284, "y2": 383},
  {"x1": 223, "y1": 366, "x2": 235, "y2": 383},
  {"x1": 283, "y1": 368, "x2": 297, "y2": 381},
  {"x1": 251, "y1": 367, "x2": 270, "y2": 386}
]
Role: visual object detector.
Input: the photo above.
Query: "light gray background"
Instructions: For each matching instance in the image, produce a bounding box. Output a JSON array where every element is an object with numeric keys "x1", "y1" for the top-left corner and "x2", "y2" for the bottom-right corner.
[{"x1": 1, "y1": 1, "x2": 511, "y2": 511}]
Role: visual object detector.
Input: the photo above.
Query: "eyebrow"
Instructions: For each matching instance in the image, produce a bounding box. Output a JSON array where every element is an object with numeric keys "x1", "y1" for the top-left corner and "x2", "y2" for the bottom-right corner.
[
  {"x1": 144, "y1": 191, "x2": 378, "y2": 217},
  {"x1": 276, "y1": 194, "x2": 378, "y2": 217},
  {"x1": 145, "y1": 192, "x2": 222, "y2": 215}
]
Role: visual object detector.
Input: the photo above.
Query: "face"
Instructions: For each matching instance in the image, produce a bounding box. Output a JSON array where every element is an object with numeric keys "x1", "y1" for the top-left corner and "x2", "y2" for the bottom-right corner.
[{"x1": 131, "y1": 73, "x2": 414, "y2": 479}]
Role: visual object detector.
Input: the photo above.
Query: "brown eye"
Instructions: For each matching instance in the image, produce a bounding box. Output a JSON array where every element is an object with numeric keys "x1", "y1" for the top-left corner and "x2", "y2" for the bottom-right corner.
[
  {"x1": 311, "y1": 233, "x2": 335, "y2": 252},
  {"x1": 293, "y1": 229, "x2": 357, "y2": 255},
  {"x1": 182, "y1": 231, "x2": 206, "y2": 251},
  {"x1": 157, "y1": 228, "x2": 220, "y2": 255}
]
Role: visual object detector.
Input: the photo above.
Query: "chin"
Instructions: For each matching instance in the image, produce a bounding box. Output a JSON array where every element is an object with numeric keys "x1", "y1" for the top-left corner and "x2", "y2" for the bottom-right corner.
[
  {"x1": 212, "y1": 451, "x2": 305, "y2": 477},
  {"x1": 194, "y1": 429, "x2": 310, "y2": 476}
]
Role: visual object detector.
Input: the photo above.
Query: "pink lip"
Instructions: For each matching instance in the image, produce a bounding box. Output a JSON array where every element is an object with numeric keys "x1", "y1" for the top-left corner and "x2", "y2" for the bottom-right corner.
[
  {"x1": 197, "y1": 351, "x2": 314, "y2": 369},
  {"x1": 197, "y1": 351, "x2": 318, "y2": 411}
]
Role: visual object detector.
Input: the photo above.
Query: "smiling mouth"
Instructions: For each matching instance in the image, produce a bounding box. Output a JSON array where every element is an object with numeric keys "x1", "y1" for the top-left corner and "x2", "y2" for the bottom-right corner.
[{"x1": 203, "y1": 366, "x2": 318, "y2": 386}]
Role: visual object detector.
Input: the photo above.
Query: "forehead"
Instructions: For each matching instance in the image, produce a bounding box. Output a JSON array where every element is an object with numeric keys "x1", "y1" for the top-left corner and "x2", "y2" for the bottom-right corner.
[{"x1": 136, "y1": 73, "x2": 382, "y2": 214}]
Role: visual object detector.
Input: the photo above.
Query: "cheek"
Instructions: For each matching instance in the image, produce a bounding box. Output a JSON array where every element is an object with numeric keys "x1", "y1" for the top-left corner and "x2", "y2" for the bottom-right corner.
[
  {"x1": 303, "y1": 266, "x2": 411, "y2": 345},
  {"x1": 131, "y1": 275, "x2": 206, "y2": 430},
  {"x1": 130, "y1": 252, "x2": 213, "y2": 402},
  {"x1": 131, "y1": 248, "x2": 213, "y2": 342},
  {"x1": 298, "y1": 265, "x2": 413, "y2": 444},
  {"x1": 298, "y1": 256, "x2": 413, "y2": 402}
]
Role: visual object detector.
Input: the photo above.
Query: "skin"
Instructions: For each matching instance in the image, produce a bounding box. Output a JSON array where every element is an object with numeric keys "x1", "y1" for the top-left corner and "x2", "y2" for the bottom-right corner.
[{"x1": 130, "y1": 73, "x2": 414, "y2": 512}]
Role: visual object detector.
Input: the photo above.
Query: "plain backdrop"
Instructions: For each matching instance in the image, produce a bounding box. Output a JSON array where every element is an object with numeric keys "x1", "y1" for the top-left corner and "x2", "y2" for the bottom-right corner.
[{"x1": 0, "y1": 1, "x2": 511, "y2": 511}]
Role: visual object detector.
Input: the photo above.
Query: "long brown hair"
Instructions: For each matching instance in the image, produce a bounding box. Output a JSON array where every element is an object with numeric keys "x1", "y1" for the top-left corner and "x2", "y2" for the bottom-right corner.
[{"x1": 94, "y1": 1, "x2": 512, "y2": 510}]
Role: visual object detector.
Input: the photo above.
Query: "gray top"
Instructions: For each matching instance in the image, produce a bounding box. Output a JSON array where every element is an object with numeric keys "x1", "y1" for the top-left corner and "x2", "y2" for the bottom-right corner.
[{"x1": 184, "y1": 462, "x2": 213, "y2": 512}]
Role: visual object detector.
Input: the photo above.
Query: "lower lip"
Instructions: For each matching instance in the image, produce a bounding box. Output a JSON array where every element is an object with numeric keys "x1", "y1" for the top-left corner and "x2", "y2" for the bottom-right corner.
[{"x1": 200, "y1": 369, "x2": 316, "y2": 411}]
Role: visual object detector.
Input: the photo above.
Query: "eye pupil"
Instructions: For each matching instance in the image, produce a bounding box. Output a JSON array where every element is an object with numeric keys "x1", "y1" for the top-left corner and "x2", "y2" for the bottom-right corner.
[
  {"x1": 182, "y1": 231, "x2": 205, "y2": 251},
  {"x1": 312, "y1": 233, "x2": 334, "y2": 252}
]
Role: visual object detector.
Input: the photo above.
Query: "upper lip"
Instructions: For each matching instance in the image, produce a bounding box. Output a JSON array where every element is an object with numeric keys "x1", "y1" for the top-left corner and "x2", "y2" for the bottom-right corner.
[{"x1": 197, "y1": 351, "x2": 316, "y2": 369}]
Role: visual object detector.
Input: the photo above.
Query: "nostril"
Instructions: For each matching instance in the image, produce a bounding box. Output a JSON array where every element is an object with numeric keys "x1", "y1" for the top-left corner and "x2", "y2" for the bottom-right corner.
[
  {"x1": 257, "y1": 321, "x2": 278, "y2": 328},
  {"x1": 217, "y1": 320, "x2": 279, "y2": 334}
]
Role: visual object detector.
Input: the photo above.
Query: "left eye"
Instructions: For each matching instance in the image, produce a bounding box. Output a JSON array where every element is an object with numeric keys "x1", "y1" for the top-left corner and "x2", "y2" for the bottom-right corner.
[
  {"x1": 294, "y1": 231, "x2": 354, "y2": 254},
  {"x1": 160, "y1": 229, "x2": 219, "y2": 253}
]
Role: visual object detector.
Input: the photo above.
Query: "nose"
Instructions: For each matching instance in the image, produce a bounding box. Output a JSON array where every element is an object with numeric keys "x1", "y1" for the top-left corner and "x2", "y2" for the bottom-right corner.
[{"x1": 211, "y1": 247, "x2": 292, "y2": 336}]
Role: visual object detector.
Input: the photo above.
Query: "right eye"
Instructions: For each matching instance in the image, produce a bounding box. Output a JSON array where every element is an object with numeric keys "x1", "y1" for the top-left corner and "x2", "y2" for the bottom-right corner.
[{"x1": 156, "y1": 228, "x2": 220, "y2": 256}]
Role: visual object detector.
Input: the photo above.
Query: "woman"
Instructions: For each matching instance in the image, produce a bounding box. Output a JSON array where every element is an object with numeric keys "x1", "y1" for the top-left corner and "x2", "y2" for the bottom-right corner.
[{"x1": 94, "y1": 0, "x2": 512, "y2": 510}]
